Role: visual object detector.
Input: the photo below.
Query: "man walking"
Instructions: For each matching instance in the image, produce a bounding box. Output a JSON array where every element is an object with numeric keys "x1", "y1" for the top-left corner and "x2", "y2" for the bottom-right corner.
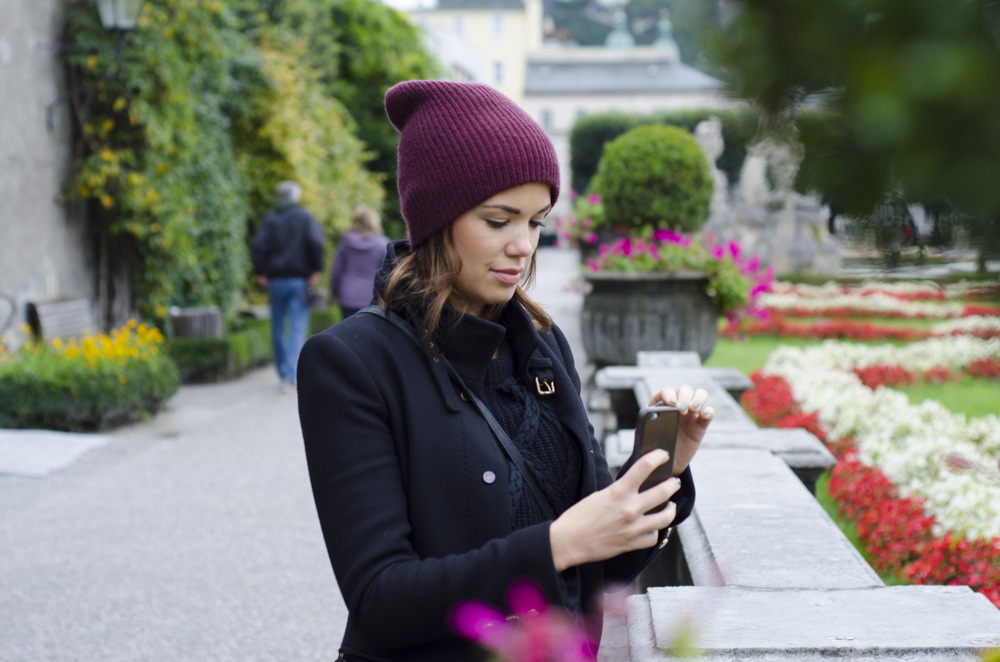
[{"x1": 251, "y1": 181, "x2": 325, "y2": 391}]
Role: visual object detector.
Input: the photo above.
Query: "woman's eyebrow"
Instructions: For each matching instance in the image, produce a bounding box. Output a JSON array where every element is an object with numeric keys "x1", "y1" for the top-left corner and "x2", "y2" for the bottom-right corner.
[{"x1": 481, "y1": 203, "x2": 552, "y2": 215}]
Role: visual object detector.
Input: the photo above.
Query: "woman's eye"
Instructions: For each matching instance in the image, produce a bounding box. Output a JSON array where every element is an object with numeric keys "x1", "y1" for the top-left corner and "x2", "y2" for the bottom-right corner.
[
  {"x1": 530, "y1": 220, "x2": 546, "y2": 229},
  {"x1": 485, "y1": 219, "x2": 507, "y2": 229}
]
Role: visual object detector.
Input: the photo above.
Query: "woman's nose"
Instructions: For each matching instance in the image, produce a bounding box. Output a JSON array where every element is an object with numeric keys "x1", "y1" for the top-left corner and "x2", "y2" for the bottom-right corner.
[{"x1": 507, "y1": 230, "x2": 534, "y2": 256}]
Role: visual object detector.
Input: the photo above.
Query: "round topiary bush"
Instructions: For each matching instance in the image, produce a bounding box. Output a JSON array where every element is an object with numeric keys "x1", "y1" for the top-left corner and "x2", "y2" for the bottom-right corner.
[{"x1": 592, "y1": 124, "x2": 713, "y2": 235}]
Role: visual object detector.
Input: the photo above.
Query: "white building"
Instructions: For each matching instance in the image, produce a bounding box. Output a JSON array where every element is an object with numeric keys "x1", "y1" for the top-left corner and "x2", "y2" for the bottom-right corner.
[
  {"x1": 403, "y1": 0, "x2": 543, "y2": 104},
  {"x1": 523, "y1": 16, "x2": 728, "y2": 218}
]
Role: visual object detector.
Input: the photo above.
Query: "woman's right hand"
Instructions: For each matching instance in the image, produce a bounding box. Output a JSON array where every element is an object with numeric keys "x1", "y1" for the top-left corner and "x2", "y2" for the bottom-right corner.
[{"x1": 548, "y1": 449, "x2": 680, "y2": 572}]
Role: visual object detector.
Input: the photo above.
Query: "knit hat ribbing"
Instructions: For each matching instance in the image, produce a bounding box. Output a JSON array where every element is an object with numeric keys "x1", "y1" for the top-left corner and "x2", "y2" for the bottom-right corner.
[{"x1": 385, "y1": 80, "x2": 561, "y2": 248}]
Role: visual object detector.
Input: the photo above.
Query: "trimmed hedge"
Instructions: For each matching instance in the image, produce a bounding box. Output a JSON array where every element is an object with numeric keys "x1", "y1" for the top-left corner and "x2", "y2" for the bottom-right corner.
[
  {"x1": 167, "y1": 305, "x2": 342, "y2": 384},
  {"x1": 592, "y1": 125, "x2": 713, "y2": 234},
  {"x1": 569, "y1": 106, "x2": 759, "y2": 195}
]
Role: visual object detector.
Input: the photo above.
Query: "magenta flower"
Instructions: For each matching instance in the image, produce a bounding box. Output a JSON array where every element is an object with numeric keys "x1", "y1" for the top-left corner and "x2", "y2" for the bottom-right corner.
[
  {"x1": 728, "y1": 240, "x2": 741, "y2": 259},
  {"x1": 451, "y1": 581, "x2": 597, "y2": 662},
  {"x1": 584, "y1": 232, "x2": 598, "y2": 244},
  {"x1": 570, "y1": 189, "x2": 578, "y2": 200},
  {"x1": 711, "y1": 245, "x2": 726, "y2": 260},
  {"x1": 586, "y1": 258, "x2": 600, "y2": 272},
  {"x1": 587, "y1": 194, "x2": 601, "y2": 205}
]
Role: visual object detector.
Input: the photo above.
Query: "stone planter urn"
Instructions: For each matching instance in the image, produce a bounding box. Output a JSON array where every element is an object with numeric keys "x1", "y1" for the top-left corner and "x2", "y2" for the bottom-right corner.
[{"x1": 580, "y1": 270, "x2": 719, "y2": 367}]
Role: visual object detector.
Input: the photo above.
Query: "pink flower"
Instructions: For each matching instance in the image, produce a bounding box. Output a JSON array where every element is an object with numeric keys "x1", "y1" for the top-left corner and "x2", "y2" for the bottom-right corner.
[
  {"x1": 711, "y1": 245, "x2": 726, "y2": 260},
  {"x1": 728, "y1": 241, "x2": 741, "y2": 259},
  {"x1": 587, "y1": 194, "x2": 601, "y2": 205},
  {"x1": 584, "y1": 232, "x2": 598, "y2": 244},
  {"x1": 570, "y1": 190, "x2": 578, "y2": 200},
  {"x1": 653, "y1": 228, "x2": 689, "y2": 246},
  {"x1": 586, "y1": 259, "x2": 600, "y2": 272},
  {"x1": 451, "y1": 581, "x2": 597, "y2": 662}
]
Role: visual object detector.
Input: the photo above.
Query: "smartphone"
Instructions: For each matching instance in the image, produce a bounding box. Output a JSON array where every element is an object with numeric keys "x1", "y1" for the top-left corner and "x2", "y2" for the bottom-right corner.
[{"x1": 631, "y1": 405, "x2": 680, "y2": 495}]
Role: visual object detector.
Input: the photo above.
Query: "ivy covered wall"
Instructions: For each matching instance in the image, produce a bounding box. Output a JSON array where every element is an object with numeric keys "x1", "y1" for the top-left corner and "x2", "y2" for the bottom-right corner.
[{"x1": 61, "y1": 0, "x2": 437, "y2": 326}]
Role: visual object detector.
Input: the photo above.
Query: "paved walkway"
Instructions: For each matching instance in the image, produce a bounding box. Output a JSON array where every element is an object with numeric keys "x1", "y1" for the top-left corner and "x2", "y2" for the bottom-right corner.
[{"x1": 0, "y1": 247, "x2": 635, "y2": 661}]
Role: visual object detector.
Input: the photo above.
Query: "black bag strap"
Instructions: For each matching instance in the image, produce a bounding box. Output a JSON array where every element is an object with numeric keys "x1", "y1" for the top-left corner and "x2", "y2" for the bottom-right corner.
[{"x1": 359, "y1": 305, "x2": 558, "y2": 520}]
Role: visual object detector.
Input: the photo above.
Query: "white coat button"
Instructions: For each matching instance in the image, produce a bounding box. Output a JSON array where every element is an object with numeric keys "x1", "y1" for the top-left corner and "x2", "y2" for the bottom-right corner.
[{"x1": 482, "y1": 471, "x2": 496, "y2": 484}]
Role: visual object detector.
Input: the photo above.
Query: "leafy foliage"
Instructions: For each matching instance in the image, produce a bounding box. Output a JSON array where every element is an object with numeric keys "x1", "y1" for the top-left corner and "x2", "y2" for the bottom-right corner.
[
  {"x1": 569, "y1": 107, "x2": 758, "y2": 195},
  {"x1": 591, "y1": 124, "x2": 713, "y2": 234},
  {"x1": 324, "y1": 0, "x2": 441, "y2": 239},
  {"x1": 711, "y1": 0, "x2": 1000, "y2": 267},
  {"x1": 62, "y1": 0, "x2": 409, "y2": 324}
]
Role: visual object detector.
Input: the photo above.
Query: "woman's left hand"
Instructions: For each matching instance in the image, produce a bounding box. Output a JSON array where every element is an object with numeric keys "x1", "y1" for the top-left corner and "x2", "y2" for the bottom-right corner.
[{"x1": 648, "y1": 384, "x2": 713, "y2": 476}]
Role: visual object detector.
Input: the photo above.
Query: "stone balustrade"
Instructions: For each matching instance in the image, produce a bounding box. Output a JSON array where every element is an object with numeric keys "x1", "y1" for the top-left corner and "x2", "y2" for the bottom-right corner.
[{"x1": 592, "y1": 352, "x2": 1000, "y2": 661}]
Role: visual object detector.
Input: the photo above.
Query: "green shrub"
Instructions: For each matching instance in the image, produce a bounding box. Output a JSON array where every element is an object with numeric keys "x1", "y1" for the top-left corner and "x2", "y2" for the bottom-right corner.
[
  {"x1": 167, "y1": 319, "x2": 272, "y2": 384},
  {"x1": 0, "y1": 323, "x2": 180, "y2": 431},
  {"x1": 592, "y1": 125, "x2": 714, "y2": 234},
  {"x1": 569, "y1": 107, "x2": 758, "y2": 194},
  {"x1": 309, "y1": 305, "x2": 342, "y2": 336}
]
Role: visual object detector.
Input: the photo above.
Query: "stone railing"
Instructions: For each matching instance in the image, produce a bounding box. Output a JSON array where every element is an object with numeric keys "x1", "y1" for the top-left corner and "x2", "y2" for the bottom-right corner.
[{"x1": 592, "y1": 352, "x2": 1000, "y2": 661}]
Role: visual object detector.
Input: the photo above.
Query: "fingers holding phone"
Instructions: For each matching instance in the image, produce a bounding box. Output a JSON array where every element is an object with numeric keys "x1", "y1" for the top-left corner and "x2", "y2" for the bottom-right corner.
[
  {"x1": 649, "y1": 384, "x2": 713, "y2": 475},
  {"x1": 549, "y1": 448, "x2": 681, "y2": 572}
]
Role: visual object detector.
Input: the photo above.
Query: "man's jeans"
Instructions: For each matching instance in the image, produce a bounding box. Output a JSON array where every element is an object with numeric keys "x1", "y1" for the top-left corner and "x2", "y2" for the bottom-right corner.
[{"x1": 268, "y1": 277, "x2": 310, "y2": 383}]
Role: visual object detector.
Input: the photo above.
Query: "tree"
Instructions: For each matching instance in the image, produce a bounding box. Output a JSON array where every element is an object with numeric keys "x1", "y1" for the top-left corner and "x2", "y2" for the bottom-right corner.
[
  {"x1": 712, "y1": 0, "x2": 1000, "y2": 270},
  {"x1": 324, "y1": 0, "x2": 441, "y2": 239}
]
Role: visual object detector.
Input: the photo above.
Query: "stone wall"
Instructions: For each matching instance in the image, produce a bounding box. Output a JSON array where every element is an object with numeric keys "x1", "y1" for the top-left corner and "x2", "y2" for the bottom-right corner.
[{"x1": 0, "y1": 1, "x2": 95, "y2": 346}]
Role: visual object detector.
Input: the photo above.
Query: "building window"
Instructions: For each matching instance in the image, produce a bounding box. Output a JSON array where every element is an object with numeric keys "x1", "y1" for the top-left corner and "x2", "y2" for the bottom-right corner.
[
  {"x1": 492, "y1": 13, "x2": 504, "y2": 37},
  {"x1": 453, "y1": 14, "x2": 464, "y2": 35},
  {"x1": 493, "y1": 61, "x2": 504, "y2": 86},
  {"x1": 541, "y1": 108, "x2": 553, "y2": 130}
]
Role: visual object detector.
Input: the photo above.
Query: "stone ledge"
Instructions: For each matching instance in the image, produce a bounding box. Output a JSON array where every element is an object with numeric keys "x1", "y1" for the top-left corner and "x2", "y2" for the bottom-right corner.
[
  {"x1": 627, "y1": 585, "x2": 1000, "y2": 661},
  {"x1": 686, "y1": 448, "x2": 882, "y2": 589}
]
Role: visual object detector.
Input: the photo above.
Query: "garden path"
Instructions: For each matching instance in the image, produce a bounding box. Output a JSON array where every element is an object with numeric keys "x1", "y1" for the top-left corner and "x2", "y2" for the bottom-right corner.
[{"x1": 0, "y1": 246, "x2": 636, "y2": 661}]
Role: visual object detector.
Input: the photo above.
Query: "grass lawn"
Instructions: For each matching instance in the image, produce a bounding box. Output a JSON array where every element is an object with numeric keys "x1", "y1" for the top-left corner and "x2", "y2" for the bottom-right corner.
[{"x1": 707, "y1": 325, "x2": 997, "y2": 587}]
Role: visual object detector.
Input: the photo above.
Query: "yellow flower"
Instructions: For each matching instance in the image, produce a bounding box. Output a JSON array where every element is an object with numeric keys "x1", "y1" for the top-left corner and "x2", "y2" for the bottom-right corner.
[
  {"x1": 119, "y1": 375, "x2": 127, "y2": 384},
  {"x1": 113, "y1": 97, "x2": 127, "y2": 112},
  {"x1": 52, "y1": 339, "x2": 63, "y2": 350},
  {"x1": 86, "y1": 55, "x2": 98, "y2": 70},
  {"x1": 101, "y1": 195, "x2": 114, "y2": 209}
]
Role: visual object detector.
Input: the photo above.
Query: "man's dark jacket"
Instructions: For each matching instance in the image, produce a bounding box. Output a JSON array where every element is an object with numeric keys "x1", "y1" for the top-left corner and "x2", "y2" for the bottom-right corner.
[
  {"x1": 251, "y1": 203, "x2": 325, "y2": 278},
  {"x1": 296, "y1": 242, "x2": 694, "y2": 661}
]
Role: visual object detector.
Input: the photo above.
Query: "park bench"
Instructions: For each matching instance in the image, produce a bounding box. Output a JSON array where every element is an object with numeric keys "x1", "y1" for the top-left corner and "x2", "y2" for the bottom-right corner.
[
  {"x1": 590, "y1": 351, "x2": 1000, "y2": 661},
  {"x1": 25, "y1": 297, "x2": 96, "y2": 342}
]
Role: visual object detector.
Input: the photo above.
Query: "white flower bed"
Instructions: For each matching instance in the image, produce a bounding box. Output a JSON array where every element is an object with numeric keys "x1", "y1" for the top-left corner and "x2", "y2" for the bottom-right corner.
[
  {"x1": 764, "y1": 341, "x2": 1000, "y2": 541},
  {"x1": 931, "y1": 316, "x2": 1000, "y2": 336},
  {"x1": 794, "y1": 337, "x2": 1000, "y2": 372},
  {"x1": 769, "y1": 280, "x2": 999, "y2": 301},
  {"x1": 759, "y1": 292, "x2": 965, "y2": 318}
]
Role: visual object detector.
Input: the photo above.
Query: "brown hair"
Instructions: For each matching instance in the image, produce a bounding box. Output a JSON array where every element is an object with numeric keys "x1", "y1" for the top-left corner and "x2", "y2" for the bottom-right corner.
[{"x1": 378, "y1": 227, "x2": 552, "y2": 342}]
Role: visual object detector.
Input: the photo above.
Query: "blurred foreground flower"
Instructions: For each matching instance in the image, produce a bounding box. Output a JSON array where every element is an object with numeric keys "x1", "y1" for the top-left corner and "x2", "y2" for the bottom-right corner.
[{"x1": 451, "y1": 581, "x2": 597, "y2": 662}]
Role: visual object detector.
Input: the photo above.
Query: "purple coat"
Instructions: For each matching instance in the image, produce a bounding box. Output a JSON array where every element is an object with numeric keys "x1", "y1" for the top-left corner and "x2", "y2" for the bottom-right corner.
[{"x1": 329, "y1": 231, "x2": 390, "y2": 309}]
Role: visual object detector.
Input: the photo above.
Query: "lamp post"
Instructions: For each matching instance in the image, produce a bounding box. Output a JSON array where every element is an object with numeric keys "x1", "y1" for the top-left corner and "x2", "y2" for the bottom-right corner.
[
  {"x1": 95, "y1": 0, "x2": 146, "y2": 34},
  {"x1": 46, "y1": 0, "x2": 146, "y2": 130}
]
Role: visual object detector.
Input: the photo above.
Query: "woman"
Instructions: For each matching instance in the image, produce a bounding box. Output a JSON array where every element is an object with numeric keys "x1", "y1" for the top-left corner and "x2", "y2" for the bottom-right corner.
[
  {"x1": 296, "y1": 80, "x2": 713, "y2": 661},
  {"x1": 329, "y1": 204, "x2": 390, "y2": 319}
]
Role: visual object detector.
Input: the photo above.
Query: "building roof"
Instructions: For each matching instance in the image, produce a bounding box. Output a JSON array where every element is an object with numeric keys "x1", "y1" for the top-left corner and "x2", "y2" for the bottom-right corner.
[
  {"x1": 435, "y1": 0, "x2": 524, "y2": 8},
  {"x1": 525, "y1": 46, "x2": 724, "y2": 95}
]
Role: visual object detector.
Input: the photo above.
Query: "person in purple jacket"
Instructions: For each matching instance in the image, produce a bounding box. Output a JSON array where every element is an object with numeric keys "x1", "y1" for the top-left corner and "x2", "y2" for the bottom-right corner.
[{"x1": 329, "y1": 205, "x2": 390, "y2": 318}]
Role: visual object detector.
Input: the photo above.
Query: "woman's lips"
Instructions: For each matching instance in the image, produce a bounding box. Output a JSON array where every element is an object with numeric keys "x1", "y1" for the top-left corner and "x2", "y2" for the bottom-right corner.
[{"x1": 491, "y1": 269, "x2": 522, "y2": 285}]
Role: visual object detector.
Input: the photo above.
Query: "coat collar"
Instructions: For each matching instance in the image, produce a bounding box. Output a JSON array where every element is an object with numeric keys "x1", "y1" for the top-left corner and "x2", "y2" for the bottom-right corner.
[{"x1": 375, "y1": 240, "x2": 555, "y2": 404}]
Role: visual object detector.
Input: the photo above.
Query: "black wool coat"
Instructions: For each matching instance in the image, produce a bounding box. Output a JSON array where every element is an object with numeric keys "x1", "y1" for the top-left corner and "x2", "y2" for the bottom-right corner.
[{"x1": 297, "y1": 258, "x2": 694, "y2": 661}]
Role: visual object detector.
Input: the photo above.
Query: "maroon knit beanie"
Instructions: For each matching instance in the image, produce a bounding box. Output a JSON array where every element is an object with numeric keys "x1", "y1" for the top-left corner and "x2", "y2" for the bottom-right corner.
[{"x1": 385, "y1": 80, "x2": 561, "y2": 249}]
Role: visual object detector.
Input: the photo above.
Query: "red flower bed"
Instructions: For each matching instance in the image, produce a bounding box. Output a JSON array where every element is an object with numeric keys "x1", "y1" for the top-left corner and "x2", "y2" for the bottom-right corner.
[
  {"x1": 741, "y1": 372, "x2": 1000, "y2": 608},
  {"x1": 852, "y1": 365, "x2": 917, "y2": 389},
  {"x1": 967, "y1": 358, "x2": 1000, "y2": 380},
  {"x1": 963, "y1": 305, "x2": 1000, "y2": 317},
  {"x1": 721, "y1": 315, "x2": 931, "y2": 341}
]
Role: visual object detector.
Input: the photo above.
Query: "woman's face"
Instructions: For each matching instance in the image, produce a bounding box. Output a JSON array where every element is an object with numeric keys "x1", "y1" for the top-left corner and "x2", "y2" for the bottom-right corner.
[{"x1": 449, "y1": 182, "x2": 552, "y2": 317}]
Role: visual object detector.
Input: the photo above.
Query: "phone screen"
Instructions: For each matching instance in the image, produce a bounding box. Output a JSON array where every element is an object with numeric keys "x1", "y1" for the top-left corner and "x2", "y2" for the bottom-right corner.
[{"x1": 633, "y1": 405, "x2": 680, "y2": 493}]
